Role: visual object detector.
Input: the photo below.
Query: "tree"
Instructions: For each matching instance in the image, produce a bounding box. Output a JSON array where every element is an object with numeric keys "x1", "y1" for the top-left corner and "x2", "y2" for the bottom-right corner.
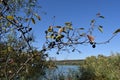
[{"x1": 0, "y1": 0, "x2": 48, "y2": 80}]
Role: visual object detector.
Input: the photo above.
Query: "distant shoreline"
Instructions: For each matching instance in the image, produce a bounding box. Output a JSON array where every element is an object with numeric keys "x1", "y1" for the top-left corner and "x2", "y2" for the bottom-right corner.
[{"x1": 55, "y1": 59, "x2": 84, "y2": 65}]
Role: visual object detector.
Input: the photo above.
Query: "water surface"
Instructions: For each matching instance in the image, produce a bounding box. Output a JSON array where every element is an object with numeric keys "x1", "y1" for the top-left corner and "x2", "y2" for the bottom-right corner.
[{"x1": 39, "y1": 65, "x2": 80, "y2": 80}]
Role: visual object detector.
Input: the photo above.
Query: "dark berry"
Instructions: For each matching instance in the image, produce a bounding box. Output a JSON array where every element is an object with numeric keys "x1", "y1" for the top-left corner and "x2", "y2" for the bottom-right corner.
[{"x1": 92, "y1": 45, "x2": 96, "y2": 48}]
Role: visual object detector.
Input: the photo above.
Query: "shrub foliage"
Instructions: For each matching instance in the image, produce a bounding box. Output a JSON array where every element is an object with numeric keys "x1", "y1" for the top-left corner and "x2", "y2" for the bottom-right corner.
[{"x1": 79, "y1": 53, "x2": 120, "y2": 80}]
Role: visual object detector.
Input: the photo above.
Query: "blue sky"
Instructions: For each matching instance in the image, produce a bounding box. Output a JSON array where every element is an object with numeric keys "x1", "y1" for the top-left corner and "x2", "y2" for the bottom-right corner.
[{"x1": 32, "y1": 0, "x2": 120, "y2": 60}]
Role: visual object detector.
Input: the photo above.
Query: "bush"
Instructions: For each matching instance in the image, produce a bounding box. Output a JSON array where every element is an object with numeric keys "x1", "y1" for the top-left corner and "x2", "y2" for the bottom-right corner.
[{"x1": 79, "y1": 53, "x2": 120, "y2": 80}]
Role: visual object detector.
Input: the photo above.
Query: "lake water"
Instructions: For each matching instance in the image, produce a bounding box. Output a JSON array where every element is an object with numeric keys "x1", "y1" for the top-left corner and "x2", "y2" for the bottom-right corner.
[{"x1": 39, "y1": 65, "x2": 80, "y2": 80}]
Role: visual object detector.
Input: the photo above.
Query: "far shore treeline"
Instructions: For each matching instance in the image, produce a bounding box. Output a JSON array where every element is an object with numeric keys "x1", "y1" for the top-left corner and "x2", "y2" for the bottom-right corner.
[{"x1": 55, "y1": 59, "x2": 84, "y2": 65}]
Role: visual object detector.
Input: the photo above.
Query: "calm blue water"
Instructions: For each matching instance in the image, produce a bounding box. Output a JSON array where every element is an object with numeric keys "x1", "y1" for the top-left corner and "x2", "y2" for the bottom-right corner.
[
  {"x1": 38, "y1": 65, "x2": 80, "y2": 80},
  {"x1": 55, "y1": 65, "x2": 79, "y2": 75}
]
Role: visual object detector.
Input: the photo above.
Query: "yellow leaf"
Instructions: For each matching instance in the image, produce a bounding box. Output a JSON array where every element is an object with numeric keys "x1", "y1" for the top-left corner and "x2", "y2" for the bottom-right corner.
[
  {"x1": 7, "y1": 16, "x2": 14, "y2": 20},
  {"x1": 8, "y1": 46, "x2": 12, "y2": 52},
  {"x1": 46, "y1": 36, "x2": 51, "y2": 39},
  {"x1": 56, "y1": 35, "x2": 64, "y2": 40},
  {"x1": 31, "y1": 18, "x2": 35, "y2": 24},
  {"x1": 0, "y1": 16, "x2": 3, "y2": 19},
  {"x1": 48, "y1": 26, "x2": 53, "y2": 32}
]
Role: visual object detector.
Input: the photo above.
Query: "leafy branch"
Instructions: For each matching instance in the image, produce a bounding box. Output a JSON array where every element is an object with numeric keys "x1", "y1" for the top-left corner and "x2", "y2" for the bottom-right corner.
[{"x1": 44, "y1": 13, "x2": 118, "y2": 54}]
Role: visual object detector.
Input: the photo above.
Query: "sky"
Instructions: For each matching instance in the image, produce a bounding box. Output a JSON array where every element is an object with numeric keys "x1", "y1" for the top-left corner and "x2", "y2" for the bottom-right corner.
[{"x1": 32, "y1": 0, "x2": 120, "y2": 60}]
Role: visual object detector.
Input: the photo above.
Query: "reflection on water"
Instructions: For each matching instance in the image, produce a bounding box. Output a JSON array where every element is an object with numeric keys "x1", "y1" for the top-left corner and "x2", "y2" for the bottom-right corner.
[
  {"x1": 38, "y1": 65, "x2": 80, "y2": 80},
  {"x1": 56, "y1": 65, "x2": 79, "y2": 75}
]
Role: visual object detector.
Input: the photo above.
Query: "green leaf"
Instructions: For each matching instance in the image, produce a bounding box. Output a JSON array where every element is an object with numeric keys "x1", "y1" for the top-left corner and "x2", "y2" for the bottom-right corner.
[
  {"x1": 65, "y1": 22, "x2": 72, "y2": 26},
  {"x1": 7, "y1": 22, "x2": 11, "y2": 27},
  {"x1": 113, "y1": 29, "x2": 120, "y2": 34},
  {"x1": 30, "y1": 3, "x2": 35, "y2": 6},
  {"x1": 80, "y1": 33, "x2": 85, "y2": 36},
  {"x1": 31, "y1": 18, "x2": 35, "y2": 24},
  {"x1": 79, "y1": 28, "x2": 84, "y2": 30},
  {"x1": 34, "y1": 13, "x2": 41, "y2": 20},
  {"x1": 25, "y1": 18, "x2": 29, "y2": 22},
  {"x1": 66, "y1": 25, "x2": 73, "y2": 30},
  {"x1": 91, "y1": 19, "x2": 95, "y2": 23},
  {"x1": 65, "y1": 22, "x2": 73, "y2": 30},
  {"x1": 99, "y1": 16, "x2": 104, "y2": 18},
  {"x1": 90, "y1": 19, "x2": 95, "y2": 26},
  {"x1": 98, "y1": 26, "x2": 103, "y2": 33},
  {"x1": 55, "y1": 26, "x2": 62, "y2": 28}
]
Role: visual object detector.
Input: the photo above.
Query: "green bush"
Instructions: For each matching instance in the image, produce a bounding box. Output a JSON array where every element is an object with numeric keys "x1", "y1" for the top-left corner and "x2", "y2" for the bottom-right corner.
[
  {"x1": 41, "y1": 53, "x2": 120, "y2": 80},
  {"x1": 79, "y1": 53, "x2": 120, "y2": 80}
]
